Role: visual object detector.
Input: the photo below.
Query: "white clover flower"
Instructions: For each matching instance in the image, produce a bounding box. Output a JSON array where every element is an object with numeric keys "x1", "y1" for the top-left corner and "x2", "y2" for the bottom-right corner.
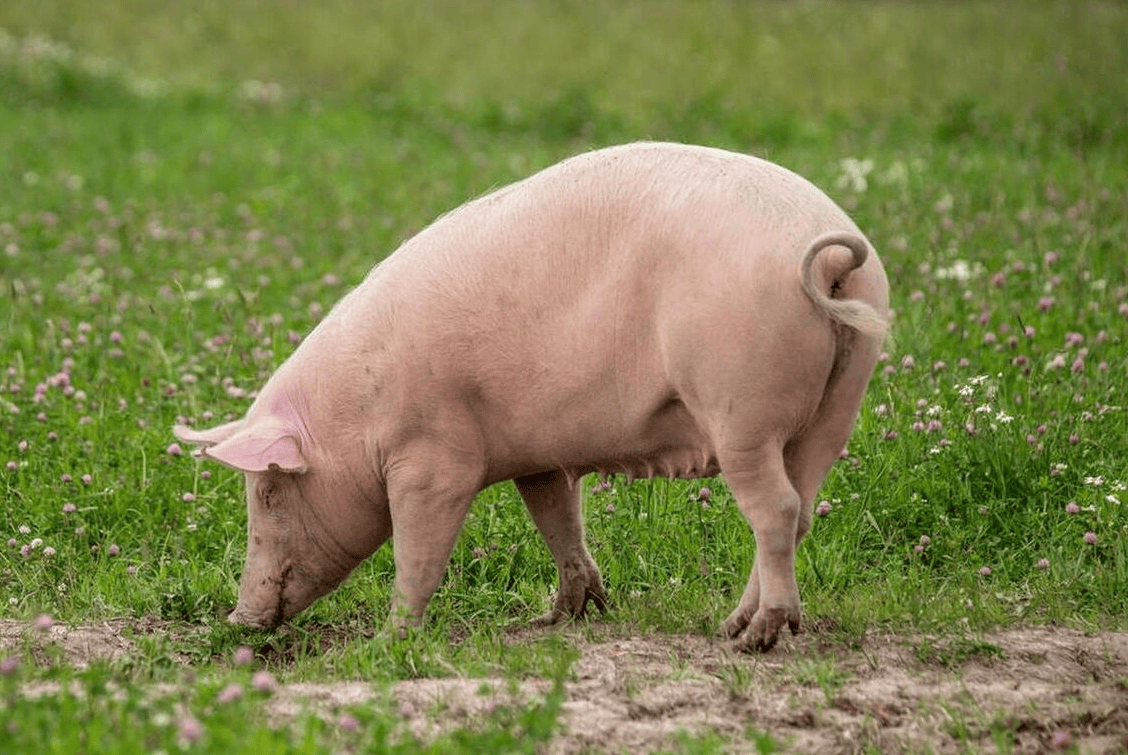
[
  {"x1": 835, "y1": 157, "x2": 874, "y2": 192},
  {"x1": 935, "y1": 260, "x2": 984, "y2": 282},
  {"x1": 879, "y1": 161, "x2": 909, "y2": 186}
]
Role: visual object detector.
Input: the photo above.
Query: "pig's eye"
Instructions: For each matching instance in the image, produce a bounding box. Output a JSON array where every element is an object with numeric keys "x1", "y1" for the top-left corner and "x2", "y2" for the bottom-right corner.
[{"x1": 256, "y1": 481, "x2": 283, "y2": 509}]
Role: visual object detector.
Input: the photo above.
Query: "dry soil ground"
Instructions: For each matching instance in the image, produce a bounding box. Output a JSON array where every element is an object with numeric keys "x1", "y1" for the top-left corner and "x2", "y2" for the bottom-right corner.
[{"x1": 2, "y1": 619, "x2": 1127, "y2": 754}]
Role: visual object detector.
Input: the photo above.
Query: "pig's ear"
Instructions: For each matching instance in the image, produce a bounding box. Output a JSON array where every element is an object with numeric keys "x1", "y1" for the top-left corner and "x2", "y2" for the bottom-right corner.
[
  {"x1": 174, "y1": 420, "x2": 308, "y2": 474},
  {"x1": 174, "y1": 420, "x2": 245, "y2": 447}
]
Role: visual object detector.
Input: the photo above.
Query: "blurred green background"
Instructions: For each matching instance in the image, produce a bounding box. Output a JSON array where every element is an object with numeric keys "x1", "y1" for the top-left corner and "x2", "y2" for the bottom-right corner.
[{"x1": 3, "y1": 0, "x2": 1125, "y2": 148}]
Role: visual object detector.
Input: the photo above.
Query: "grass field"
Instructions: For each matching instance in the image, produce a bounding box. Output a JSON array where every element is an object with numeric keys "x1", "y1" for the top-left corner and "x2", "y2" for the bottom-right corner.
[{"x1": 2, "y1": 1, "x2": 1127, "y2": 752}]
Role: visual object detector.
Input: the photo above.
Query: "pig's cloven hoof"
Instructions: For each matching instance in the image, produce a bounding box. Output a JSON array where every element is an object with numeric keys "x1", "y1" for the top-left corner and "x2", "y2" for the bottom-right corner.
[
  {"x1": 733, "y1": 606, "x2": 801, "y2": 653},
  {"x1": 719, "y1": 608, "x2": 755, "y2": 640},
  {"x1": 532, "y1": 585, "x2": 609, "y2": 627}
]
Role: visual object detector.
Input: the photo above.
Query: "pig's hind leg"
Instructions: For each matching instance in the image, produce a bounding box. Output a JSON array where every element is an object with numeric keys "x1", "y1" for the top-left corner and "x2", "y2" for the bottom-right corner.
[
  {"x1": 515, "y1": 470, "x2": 608, "y2": 625},
  {"x1": 717, "y1": 443, "x2": 804, "y2": 652}
]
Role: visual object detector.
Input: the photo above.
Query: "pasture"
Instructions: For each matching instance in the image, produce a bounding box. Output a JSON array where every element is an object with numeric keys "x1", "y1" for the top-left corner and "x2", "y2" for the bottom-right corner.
[{"x1": 1, "y1": 1, "x2": 1127, "y2": 752}]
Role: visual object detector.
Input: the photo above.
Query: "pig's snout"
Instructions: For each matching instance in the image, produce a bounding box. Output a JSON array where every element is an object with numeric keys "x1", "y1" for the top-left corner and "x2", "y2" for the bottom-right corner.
[
  {"x1": 227, "y1": 563, "x2": 294, "y2": 630},
  {"x1": 227, "y1": 603, "x2": 283, "y2": 630},
  {"x1": 228, "y1": 561, "x2": 341, "y2": 630}
]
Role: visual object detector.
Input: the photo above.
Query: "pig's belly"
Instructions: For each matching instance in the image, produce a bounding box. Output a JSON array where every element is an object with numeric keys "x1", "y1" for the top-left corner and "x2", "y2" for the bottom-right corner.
[
  {"x1": 490, "y1": 395, "x2": 721, "y2": 487},
  {"x1": 577, "y1": 446, "x2": 722, "y2": 486}
]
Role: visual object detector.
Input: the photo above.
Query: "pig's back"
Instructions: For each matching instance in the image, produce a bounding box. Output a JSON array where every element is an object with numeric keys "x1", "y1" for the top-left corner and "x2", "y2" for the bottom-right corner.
[{"x1": 370, "y1": 142, "x2": 857, "y2": 318}]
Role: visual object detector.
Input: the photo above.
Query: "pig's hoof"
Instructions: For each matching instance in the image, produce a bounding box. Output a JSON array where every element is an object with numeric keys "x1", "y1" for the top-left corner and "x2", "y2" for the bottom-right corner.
[
  {"x1": 719, "y1": 608, "x2": 754, "y2": 639},
  {"x1": 584, "y1": 585, "x2": 609, "y2": 616},
  {"x1": 734, "y1": 606, "x2": 800, "y2": 653},
  {"x1": 531, "y1": 585, "x2": 609, "y2": 627},
  {"x1": 531, "y1": 608, "x2": 565, "y2": 627}
]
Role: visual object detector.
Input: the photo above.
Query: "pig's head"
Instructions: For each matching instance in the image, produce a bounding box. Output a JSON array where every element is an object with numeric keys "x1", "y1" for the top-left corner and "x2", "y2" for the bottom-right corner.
[{"x1": 173, "y1": 416, "x2": 378, "y2": 629}]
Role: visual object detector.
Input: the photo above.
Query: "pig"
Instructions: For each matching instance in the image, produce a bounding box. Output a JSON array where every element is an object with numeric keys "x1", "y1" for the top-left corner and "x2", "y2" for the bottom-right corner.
[{"x1": 173, "y1": 141, "x2": 889, "y2": 652}]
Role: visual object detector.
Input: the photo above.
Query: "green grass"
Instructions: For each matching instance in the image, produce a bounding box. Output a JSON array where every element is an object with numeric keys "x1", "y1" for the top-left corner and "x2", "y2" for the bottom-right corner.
[
  {"x1": 2, "y1": 0, "x2": 1127, "y2": 751},
  {"x1": 0, "y1": 649, "x2": 568, "y2": 754}
]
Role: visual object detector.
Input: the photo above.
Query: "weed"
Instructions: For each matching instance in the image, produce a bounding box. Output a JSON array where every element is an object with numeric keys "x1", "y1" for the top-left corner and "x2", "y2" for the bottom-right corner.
[
  {"x1": 715, "y1": 659, "x2": 759, "y2": 700},
  {"x1": 791, "y1": 656, "x2": 853, "y2": 704},
  {"x1": 914, "y1": 637, "x2": 1007, "y2": 669}
]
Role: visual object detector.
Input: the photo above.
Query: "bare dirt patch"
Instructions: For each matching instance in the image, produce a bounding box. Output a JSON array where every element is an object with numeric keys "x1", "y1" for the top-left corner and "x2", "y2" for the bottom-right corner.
[
  {"x1": 2, "y1": 619, "x2": 1126, "y2": 753},
  {"x1": 0, "y1": 616, "x2": 198, "y2": 669}
]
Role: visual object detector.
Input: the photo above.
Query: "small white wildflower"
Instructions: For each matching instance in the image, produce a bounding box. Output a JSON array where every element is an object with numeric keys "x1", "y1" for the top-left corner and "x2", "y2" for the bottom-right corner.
[
  {"x1": 836, "y1": 157, "x2": 874, "y2": 192},
  {"x1": 975, "y1": 405, "x2": 992, "y2": 413},
  {"x1": 1106, "y1": 495, "x2": 1121, "y2": 505},
  {"x1": 995, "y1": 411, "x2": 1014, "y2": 423},
  {"x1": 1084, "y1": 476, "x2": 1105, "y2": 486},
  {"x1": 935, "y1": 260, "x2": 984, "y2": 282},
  {"x1": 879, "y1": 161, "x2": 909, "y2": 186},
  {"x1": 970, "y1": 375, "x2": 989, "y2": 385}
]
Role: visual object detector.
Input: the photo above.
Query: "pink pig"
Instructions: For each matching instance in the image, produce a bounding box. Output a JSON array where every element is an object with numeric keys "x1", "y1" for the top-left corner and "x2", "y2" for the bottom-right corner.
[{"x1": 174, "y1": 142, "x2": 888, "y2": 652}]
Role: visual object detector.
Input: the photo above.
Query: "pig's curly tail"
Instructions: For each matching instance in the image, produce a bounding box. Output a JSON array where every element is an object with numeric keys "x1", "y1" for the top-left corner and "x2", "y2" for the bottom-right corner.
[{"x1": 799, "y1": 231, "x2": 888, "y2": 341}]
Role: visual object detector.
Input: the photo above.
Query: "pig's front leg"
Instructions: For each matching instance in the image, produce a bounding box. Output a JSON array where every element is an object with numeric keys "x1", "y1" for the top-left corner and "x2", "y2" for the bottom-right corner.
[
  {"x1": 719, "y1": 448, "x2": 803, "y2": 652},
  {"x1": 385, "y1": 454, "x2": 481, "y2": 632},
  {"x1": 514, "y1": 470, "x2": 607, "y2": 624}
]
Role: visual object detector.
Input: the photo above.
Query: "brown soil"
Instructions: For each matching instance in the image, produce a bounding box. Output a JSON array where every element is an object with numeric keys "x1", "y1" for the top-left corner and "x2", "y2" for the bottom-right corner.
[{"x1": 3, "y1": 620, "x2": 1127, "y2": 754}]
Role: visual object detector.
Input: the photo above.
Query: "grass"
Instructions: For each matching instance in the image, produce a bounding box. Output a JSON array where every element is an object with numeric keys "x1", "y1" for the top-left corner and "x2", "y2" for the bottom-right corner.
[
  {"x1": 1, "y1": 0, "x2": 1127, "y2": 751},
  {"x1": 0, "y1": 641, "x2": 568, "y2": 754}
]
